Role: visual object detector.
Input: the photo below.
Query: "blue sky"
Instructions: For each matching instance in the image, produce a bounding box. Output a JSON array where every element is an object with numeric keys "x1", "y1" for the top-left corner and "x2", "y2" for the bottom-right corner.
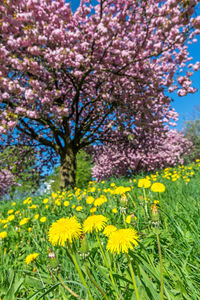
[{"x1": 70, "y1": 0, "x2": 199, "y2": 130}]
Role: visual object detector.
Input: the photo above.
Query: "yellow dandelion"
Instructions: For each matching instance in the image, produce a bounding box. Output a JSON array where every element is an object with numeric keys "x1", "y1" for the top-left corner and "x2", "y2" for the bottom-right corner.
[
  {"x1": 151, "y1": 182, "x2": 165, "y2": 193},
  {"x1": 40, "y1": 217, "x2": 47, "y2": 223},
  {"x1": 0, "y1": 231, "x2": 7, "y2": 239},
  {"x1": 72, "y1": 204, "x2": 76, "y2": 209},
  {"x1": 126, "y1": 215, "x2": 132, "y2": 224},
  {"x1": 49, "y1": 217, "x2": 82, "y2": 246},
  {"x1": 7, "y1": 214, "x2": 15, "y2": 222},
  {"x1": 34, "y1": 214, "x2": 39, "y2": 220},
  {"x1": 103, "y1": 225, "x2": 117, "y2": 237},
  {"x1": 76, "y1": 206, "x2": 83, "y2": 212},
  {"x1": 28, "y1": 227, "x2": 32, "y2": 232},
  {"x1": 25, "y1": 253, "x2": 39, "y2": 265},
  {"x1": 19, "y1": 218, "x2": 30, "y2": 226},
  {"x1": 45, "y1": 205, "x2": 49, "y2": 209},
  {"x1": 94, "y1": 196, "x2": 107, "y2": 207},
  {"x1": 86, "y1": 196, "x2": 94, "y2": 205},
  {"x1": 64, "y1": 201, "x2": 70, "y2": 207},
  {"x1": 29, "y1": 204, "x2": 37, "y2": 209},
  {"x1": 107, "y1": 228, "x2": 139, "y2": 254},
  {"x1": 112, "y1": 208, "x2": 118, "y2": 214},
  {"x1": 83, "y1": 215, "x2": 108, "y2": 233},
  {"x1": 138, "y1": 179, "x2": 151, "y2": 189},
  {"x1": 8, "y1": 209, "x2": 14, "y2": 214},
  {"x1": 43, "y1": 198, "x2": 49, "y2": 204},
  {"x1": 90, "y1": 207, "x2": 97, "y2": 213},
  {"x1": 11, "y1": 202, "x2": 16, "y2": 206}
]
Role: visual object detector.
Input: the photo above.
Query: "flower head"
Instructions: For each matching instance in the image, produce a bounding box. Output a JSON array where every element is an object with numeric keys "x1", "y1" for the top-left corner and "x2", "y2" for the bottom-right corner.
[
  {"x1": 107, "y1": 228, "x2": 139, "y2": 254},
  {"x1": 83, "y1": 215, "x2": 108, "y2": 233},
  {"x1": 25, "y1": 253, "x2": 39, "y2": 265},
  {"x1": 0, "y1": 231, "x2": 7, "y2": 239},
  {"x1": 86, "y1": 196, "x2": 94, "y2": 204},
  {"x1": 94, "y1": 196, "x2": 107, "y2": 207},
  {"x1": 103, "y1": 225, "x2": 117, "y2": 237},
  {"x1": 151, "y1": 182, "x2": 165, "y2": 193},
  {"x1": 138, "y1": 179, "x2": 151, "y2": 189},
  {"x1": 40, "y1": 217, "x2": 47, "y2": 223},
  {"x1": 49, "y1": 216, "x2": 82, "y2": 246},
  {"x1": 19, "y1": 218, "x2": 30, "y2": 226}
]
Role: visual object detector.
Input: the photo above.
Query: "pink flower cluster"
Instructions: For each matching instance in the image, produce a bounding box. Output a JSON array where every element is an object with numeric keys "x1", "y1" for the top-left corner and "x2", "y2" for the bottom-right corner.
[
  {"x1": 92, "y1": 129, "x2": 193, "y2": 181},
  {"x1": 0, "y1": 169, "x2": 14, "y2": 197}
]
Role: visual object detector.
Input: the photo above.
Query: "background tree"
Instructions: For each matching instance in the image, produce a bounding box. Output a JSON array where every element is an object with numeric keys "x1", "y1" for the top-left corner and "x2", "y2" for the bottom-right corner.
[
  {"x1": 183, "y1": 106, "x2": 200, "y2": 162},
  {"x1": 0, "y1": 169, "x2": 14, "y2": 200},
  {"x1": 0, "y1": 0, "x2": 200, "y2": 189},
  {"x1": 46, "y1": 149, "x2": 92, "y2": 190},
  {"x1": 0, "y1": 146, "x2": 42, "y2": 199}
]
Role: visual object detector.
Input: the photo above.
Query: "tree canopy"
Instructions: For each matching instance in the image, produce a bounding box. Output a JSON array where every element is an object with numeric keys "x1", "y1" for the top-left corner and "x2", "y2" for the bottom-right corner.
[{"x1": 0, "y1": 0, "x2": 200, "y2": 188}]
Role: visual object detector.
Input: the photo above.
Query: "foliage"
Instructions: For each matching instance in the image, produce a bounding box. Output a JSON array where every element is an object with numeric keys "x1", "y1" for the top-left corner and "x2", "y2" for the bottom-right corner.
[
  {"x1": 0, "y1": 146, "x2": 42, "y2": 199},
  {"x1": 75, "y1": 149, "x2": 92, "y2": 189},
  {"x1": 0, "y1": 169, "x2": 14, "y2": 199},
  {"x1": 0, "y1": 0, "x2": 200, "y2": 188},
  {"x1": 183, "y1": 106, "x2": 200, "y2": 162},
  {"x1": 0, "y1": 160, "x2": 200, "y2": 299}
]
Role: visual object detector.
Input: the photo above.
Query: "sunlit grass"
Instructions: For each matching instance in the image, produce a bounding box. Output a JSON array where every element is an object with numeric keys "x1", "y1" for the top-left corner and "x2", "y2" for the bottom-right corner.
[{"x1": 0, "y1": 160, "x2": 200, "y2": 299}]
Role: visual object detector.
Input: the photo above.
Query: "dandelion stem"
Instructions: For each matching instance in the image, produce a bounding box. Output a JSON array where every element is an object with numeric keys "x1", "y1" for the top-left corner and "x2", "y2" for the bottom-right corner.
[
  {"x1": 96, "y1": 233, "x2": 119, "y2": 298},
  {"x1": 156, "y1": 229, "x2": 164, "y2": 300},
  {"x1": 68, "y1": 244, "x2": 93, "y2": 300},
  {"x1": 84, "y1": 261, "x2": 109, "y2": 300},
  {"x1": 123, "y1": 213, "x2": 127, "y2": 228},
  {"x1": 126, "y1": 253, "x2": 140, "y2": 300},
  {"x1": 58, "y1": 274, "x2": 82, "y2": 300}
]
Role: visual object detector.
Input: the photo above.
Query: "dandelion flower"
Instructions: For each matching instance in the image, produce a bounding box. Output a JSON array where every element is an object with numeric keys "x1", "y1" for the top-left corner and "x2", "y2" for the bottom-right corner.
[
  {"x1": 19, "y1": 218, "x2": 30, "y2": 226},
  {"x1": 7, "y1": 214, "x2": 15, "y2": 222},
  {"x1": 64, "y1": 201, "x2": 69, "y2": 207},
  {"x1": 107, "y1": 228, "x2": 139, "y2": 254},
  {"x1": 40, "y1": 217, "x2": 47, "y2": 223},
  {"x1": 112, "y1": 208, "x2": 118, "y2": 214},
  {"x1": 25, "y1": 253, "x2": 39, "y2": 265},
  {"x1": 86, "y1": 196, "x2": 94, "y2": 205},
  {"x1": 0, "y1": 231, "x2": 7, "y2": 239},
  {"x1": 138, "y1": 179, "x2": 151, "y2": 188},
  {"x1": 43, "y1": 198, "x2": 49, "y2": 204},
  {"x1": 94, "y1": 196, "x2": 107, "y2": 207},
  {"x1": 126, "y1": 215, "x2": 132, "y2": 224},
  {"x1": 83, "y1": 215, "x2": 108, "y2": 233},
  {"x1": 8, "y1": 209, "x2": 14, "y2": 214},
  {"x1": 151, "y1": 183, "x2": 165, "y2": 193},
  {"x1": 90, "y1": 207, "x2": 97, "y2": 213},
  {"x1": 76, "y1": 206, "x2": 83, "y2": 212},
  {"x1": 103, "y1": 225, "x2": 117, "y2": 237},
  {"x1": 34, "y1": 214, "x2": 39, "y2": 220},
  {"x1": 49, "y1": 217, "x2": 82, "y2": 246}
]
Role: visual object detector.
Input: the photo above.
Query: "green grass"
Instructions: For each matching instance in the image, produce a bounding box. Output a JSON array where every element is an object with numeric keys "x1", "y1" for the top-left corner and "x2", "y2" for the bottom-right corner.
[{"x1": 0, "y1": 161, "x2": 200, "y2": 299}]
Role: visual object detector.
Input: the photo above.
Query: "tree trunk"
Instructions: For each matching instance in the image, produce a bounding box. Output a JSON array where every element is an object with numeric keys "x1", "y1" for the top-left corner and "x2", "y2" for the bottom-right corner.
[{"x1": 60, "y1": 147, "x2": 76, "y2": 190}]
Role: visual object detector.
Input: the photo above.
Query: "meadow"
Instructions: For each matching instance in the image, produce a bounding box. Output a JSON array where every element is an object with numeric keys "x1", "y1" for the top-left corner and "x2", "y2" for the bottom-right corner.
[{"x1": 0, "y1": 161, "x2": 200, "y2": 300}]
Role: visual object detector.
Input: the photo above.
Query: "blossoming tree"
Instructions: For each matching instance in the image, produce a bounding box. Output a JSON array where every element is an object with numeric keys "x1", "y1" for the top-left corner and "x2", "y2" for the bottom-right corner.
[
  {"x1": 0, "y1": 0, "x2": 200, "y2": 188},
  {"x1": 0, "y1": 169, "x2": 14, "y2": 198}
]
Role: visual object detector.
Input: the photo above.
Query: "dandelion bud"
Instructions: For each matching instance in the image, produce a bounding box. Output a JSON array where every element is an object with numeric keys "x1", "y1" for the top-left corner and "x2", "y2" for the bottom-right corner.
[
  {"x1": 120, "y1": 194, "x2": 128, "y2": 214},
  {"x1": 151, "y1": 204, "x2": 160, "y2": 227},
  {"x1": 79, "y1": 233, "x2": 89, "y2": 259}
]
